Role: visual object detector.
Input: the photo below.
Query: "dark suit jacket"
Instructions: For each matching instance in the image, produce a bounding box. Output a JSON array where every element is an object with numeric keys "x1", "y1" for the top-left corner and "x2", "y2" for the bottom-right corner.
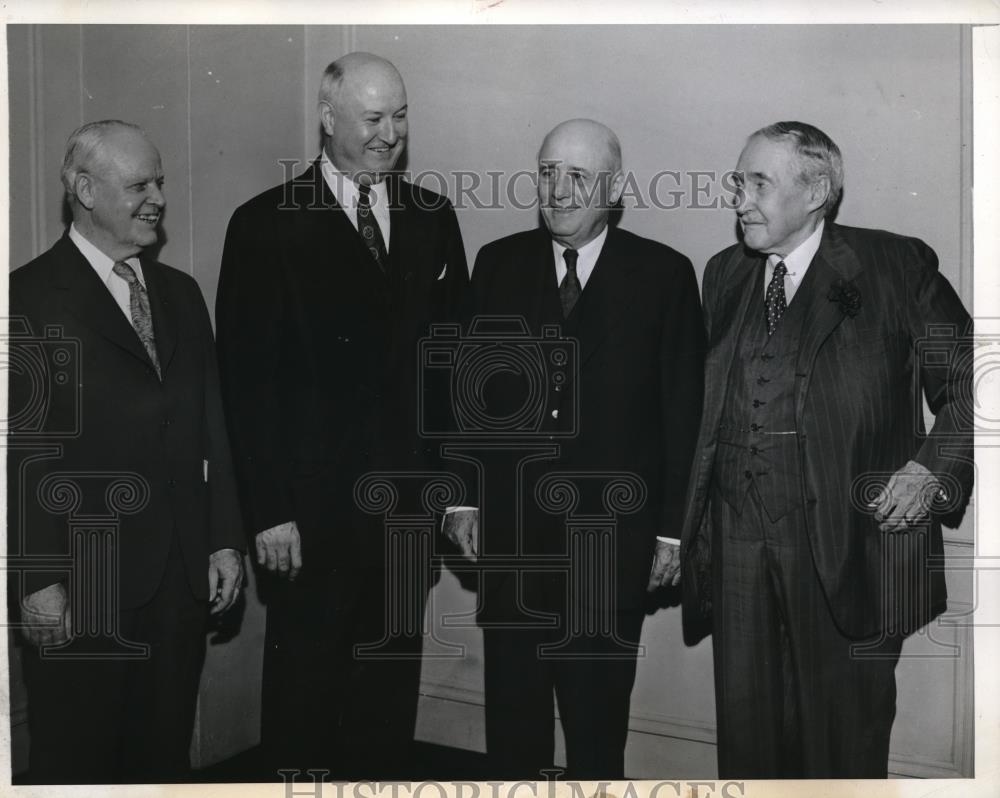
[
  {"x1": 8, "y1": 234, "x2": 244, "y2": 610},
  {"x1": 680, "y1": 223, "x2": 974, "y2": 643},
  {"x1": 469, "y1": 226, "x2": 705, "y2": 616},
  {"x1": 215, "y1": 163, "x2": 468, "y2": 559}
]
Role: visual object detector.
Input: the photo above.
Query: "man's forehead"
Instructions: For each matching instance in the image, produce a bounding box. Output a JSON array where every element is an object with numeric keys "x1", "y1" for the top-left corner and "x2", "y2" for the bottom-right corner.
[
  {"x1": 341, "y1": 68, "x2": 406, "y2": 106},
  {"x1": 538, "y1": 142, "x2": 607, "y2": 172},
  {"x1": 738, "y1": 135, "x2": 795, "y2": 168},
  {"x1": 95, "y1": 138, "x2": 162, "y2": 179}
]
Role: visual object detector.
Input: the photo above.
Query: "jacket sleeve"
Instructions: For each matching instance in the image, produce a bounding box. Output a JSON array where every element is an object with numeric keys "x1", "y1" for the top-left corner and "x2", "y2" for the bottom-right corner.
[
  {"x1": 7, "y1": 282, "x2": 70, "y2": 600},
  {"x1": 658, "y1": 255, "x2": 707, "y2": 537},
  {"x1": 215, "y1": 203, "x2": 295, "y2": 538},
  {"x1": 905, "y1": 237, "x2": 975, "y2": 505},
  {"x1": 191, "y1": 277, "x2": 246, "y2": 553}
]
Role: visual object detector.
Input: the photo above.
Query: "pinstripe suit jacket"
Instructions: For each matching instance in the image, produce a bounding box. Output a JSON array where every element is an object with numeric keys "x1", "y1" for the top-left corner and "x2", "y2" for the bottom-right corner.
[{"x1": 680, "y1": 223, "x2": 973, "y2": 643}]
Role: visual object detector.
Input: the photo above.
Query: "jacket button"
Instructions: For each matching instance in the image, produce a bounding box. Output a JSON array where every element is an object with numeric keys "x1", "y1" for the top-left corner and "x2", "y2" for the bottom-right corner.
[
  {"x1": 750, "y1": 446, "x2": 759, "y2": 455},
  {"x1": 750, "y1": 423, "x2": 760, "y2": 432},
  {"x1": 744, "y1": 470, "x2": 752, "y2": 479}
]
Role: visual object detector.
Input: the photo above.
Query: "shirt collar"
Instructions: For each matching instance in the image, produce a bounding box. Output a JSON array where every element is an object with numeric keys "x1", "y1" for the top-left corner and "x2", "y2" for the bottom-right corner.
[
  {"x1": 320, "y1": 151, "x2": 387, "y2": 211},
  {"x1": 69, "y1": 223, "x2": 145, "y2": 287},
  {"x1": 551, "y1": 224, "x2": 609, "y2": 265},
  {"x1": 767, "y1": 219, "x2": 825, "y2": 285}
]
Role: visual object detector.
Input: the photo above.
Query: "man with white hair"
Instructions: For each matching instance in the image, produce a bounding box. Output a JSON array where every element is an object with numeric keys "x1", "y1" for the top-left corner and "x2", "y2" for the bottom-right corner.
[
  {"x1": 216, "y1": 52, "x2": 468, "y2": 777},
  {"x1": 680, "y1": 121, "x2": 974, "y2": 777},
  {"x1": 9, "y1": 120, "x2": 245, "y2": 783}
]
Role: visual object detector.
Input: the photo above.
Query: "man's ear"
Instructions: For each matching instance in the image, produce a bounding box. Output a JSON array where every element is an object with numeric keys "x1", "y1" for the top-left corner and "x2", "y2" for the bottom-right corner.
[
  {"x1": 609, "y1": 170, "x2": 626, "y2": 205},
  {"x1": 75, "y1": 173, "x2": 97, "y2": 211},
  {"x1": 318, "y1": 101, "x2": 336, "y2": 138},
  {"x1": 807, "y1": 175, "x2": 831, "y2": 214}
]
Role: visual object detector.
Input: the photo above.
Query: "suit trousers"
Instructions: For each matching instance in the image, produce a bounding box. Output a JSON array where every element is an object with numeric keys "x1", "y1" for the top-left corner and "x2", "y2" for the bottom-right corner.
[
  {"x1": 19, "y1": 536, "x2": 206, "y2": 784},
  {"x1": 483, "y1": 606, "x2": 645, "y2": 780},
  {"x1": 260, "y1": 547, "x2": 430, "y2": 781},
  {"x1": 710, "y1": 485, "x2": 903, "y2": 778}
]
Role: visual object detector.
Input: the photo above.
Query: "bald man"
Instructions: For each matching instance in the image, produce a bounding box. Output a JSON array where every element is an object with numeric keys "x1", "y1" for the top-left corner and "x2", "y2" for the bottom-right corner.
[
  {"x1": 216, "y1": 53, "x2": 468, "y2": 777},
  {"x1": 9, "y1": 120, "x2": 244, "y2": 783},
  {"x1": 456, "y1": 119, "x2": 704, "y2": 778}
]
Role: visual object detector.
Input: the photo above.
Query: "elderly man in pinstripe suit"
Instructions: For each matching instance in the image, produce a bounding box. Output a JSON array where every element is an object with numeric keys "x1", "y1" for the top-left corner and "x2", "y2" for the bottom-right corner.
[{"x1": 679, "y1": 121, "x2": 973, "y2": 778}]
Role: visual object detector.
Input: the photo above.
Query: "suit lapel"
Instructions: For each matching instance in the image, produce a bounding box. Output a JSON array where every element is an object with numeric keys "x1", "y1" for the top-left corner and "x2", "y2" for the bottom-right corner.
[
  {"x1": 525, "y1": 229, "x2": 558, "y2": 333},
  {"x1": 386, "y1": 176, "x2": 414, "y2": 282},
  {"x1": 571, "y1": 228, "x2": 642, "y2": 369},
  {"x1": 49, "y1": 235, "x2": 154, "y2": 369},
  {"x1": 142, "y1": 260, "x2": 177, "y2": 374},
  {"x1": 293, "y1": 163, "x2": 387, "y2": 289},
  {"x1": 792, "y1": 224, "x2": 865, "y2": 375},
  {"x1": 792, "y1": 224, "x2": 865, "y2": 420},
  {"x1": 702, "y1": 249, "x2": 763, "y2": 433}
]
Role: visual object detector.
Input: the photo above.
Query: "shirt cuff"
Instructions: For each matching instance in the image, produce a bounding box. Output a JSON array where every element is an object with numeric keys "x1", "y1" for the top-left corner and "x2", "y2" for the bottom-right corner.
[
  {"x1": 445, "y1": 506, "x2": 478, "y2": 514},
  {"x1": 656, "y1": 536, "x2": 680, "y2": 546}
]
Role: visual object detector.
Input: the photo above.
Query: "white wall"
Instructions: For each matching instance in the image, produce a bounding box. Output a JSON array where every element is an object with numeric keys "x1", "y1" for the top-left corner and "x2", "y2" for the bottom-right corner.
[{"x1": 6, "y1": 24, "x2": 974, "y2": 778}]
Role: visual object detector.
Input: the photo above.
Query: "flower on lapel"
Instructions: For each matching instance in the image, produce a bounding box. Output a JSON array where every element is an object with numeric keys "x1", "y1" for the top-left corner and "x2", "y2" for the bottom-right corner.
[{"x1": 827, "y1": 279, "x2": 862, "y2": 317}]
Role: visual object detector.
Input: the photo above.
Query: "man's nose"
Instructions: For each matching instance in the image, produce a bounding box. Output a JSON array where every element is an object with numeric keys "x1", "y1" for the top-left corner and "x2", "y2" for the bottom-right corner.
[
  {"x1": 146, "y1": 183, "x2": 165, "y2": 207},
  {"x1": 552, "y1": 171, "x2": 572, "y2": 199},
  {"x1": 380, "y1": 117, "x2": 398, "y2": 144},
  {"x1": 734, "y1": 187, "x2": 750, "y2": 214}
]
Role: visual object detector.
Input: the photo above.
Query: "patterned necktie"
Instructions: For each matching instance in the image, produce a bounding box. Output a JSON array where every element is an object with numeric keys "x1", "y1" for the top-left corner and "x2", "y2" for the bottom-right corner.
[
  {"x1": 764, "y1": 260, "x2": 788, "y2": 336},
  {"x1": 112, "y1": 260, "x2": 161, "y2": 379},
  {"x1": 357, "y1": 183, "x2": 388, "y2": 273},
  {"x1": 560, "y1": 248, "x2": 582, "y2": 319}
]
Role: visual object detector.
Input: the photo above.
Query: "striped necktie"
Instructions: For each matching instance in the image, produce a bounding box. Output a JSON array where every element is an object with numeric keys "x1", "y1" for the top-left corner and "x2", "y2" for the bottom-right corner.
[{"x1": 112, "y1": 260, "x2": 161, "y2": 379}]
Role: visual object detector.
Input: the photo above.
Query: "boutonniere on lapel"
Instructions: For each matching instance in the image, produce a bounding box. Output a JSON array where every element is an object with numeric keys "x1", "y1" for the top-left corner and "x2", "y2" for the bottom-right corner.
[{"x1": 827, "y1": 279, "x2": 862, "y2": 317}]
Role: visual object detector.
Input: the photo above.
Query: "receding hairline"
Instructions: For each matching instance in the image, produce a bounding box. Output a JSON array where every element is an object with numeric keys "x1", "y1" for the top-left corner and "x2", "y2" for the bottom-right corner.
[
  {"x1": 537, "y1": 119, "x2": 623, "y2": 174},
  {"x1": 318, "y1": 52, "x2": 405, "y2": 107}
]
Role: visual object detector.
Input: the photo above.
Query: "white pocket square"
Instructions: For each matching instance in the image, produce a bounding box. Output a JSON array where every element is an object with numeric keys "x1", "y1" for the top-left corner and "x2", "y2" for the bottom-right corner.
[{"x1": 437, "y1": 263, "x2": 448, "y2": 280}]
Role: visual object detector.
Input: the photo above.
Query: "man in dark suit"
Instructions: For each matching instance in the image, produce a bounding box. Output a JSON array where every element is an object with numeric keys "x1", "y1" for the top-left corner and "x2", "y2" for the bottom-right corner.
[
  {"x1": 448, "y1": 119, "x2": 704, "y2": 778},
  {"x1": 8, "y1": 120, "x2": 245, "y2": 783},
  {"x1": 679, "y1": 121, "x2": 973, "y2": 778},
  {"x1": 215, "y1": 52, "x2": 468, "y2": 778}
]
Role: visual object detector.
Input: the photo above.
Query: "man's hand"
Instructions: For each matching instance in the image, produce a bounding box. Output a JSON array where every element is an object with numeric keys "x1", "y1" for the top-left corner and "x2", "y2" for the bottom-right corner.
[
  {"x1": 870, "y1": 460, "x2": 942, "y2": 532},
  {"x1": 20, "y1": 582, "x2": 71, "y2": 647},
  {"x1": 208, "y1": 548, "x2": 245, "y2": 614},
  {"x1": 255, "y1": 521, "x2": 302, "y2": 580},
  {"x1": 442, "y1": 509, "x2": 478, "y2": 559},
  {"x1": 647, "y1": 539, "x2": 682, "y2": 591}
]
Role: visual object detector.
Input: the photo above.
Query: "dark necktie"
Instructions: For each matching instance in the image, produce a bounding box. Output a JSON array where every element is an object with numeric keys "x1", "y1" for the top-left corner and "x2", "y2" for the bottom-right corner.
[
  {"x1": 112, "y1": 260, "x2": 161, "y2": 378},
  {"x1": 560, "y1": 248, "x2": 581, "y2": 319},
  {"x1": 357, "y1": 183, "x2": 388, "y2": 273},
  {"x1": 764, "y1": 260, "x2": 788, "y2": 336}
]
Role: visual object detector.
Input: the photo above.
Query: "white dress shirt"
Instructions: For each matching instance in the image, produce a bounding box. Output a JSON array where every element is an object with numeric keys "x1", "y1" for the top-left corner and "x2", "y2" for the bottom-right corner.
[
  {"x1": 69, "y1": 223, "x2": 146, "y2": 322},
  {"x1": 763, "y1": 219, "x2": 825, "y2": 303},
  {"x1": 320, "y1": 151, "x2": 391, "y2": 251}
]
